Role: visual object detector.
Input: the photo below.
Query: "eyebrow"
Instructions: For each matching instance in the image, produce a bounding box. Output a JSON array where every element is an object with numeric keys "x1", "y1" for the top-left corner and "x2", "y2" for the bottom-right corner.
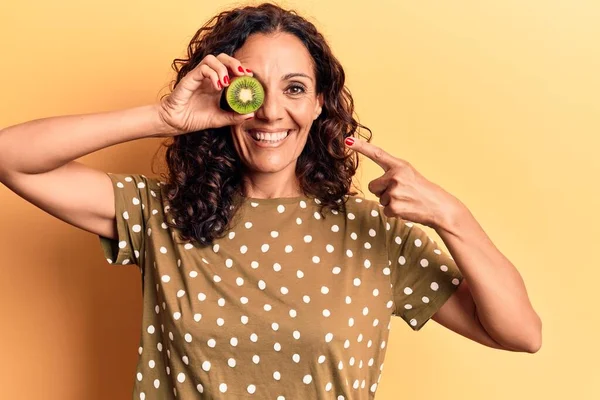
[{"x1": 251, "y1": 72, "x2": 314, "y2": 82}]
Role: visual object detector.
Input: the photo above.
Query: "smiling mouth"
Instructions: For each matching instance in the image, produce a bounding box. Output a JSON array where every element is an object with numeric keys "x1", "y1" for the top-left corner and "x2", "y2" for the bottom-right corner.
[{"x1": 246, "y1": 129, "x2": 292, "y2": 143}]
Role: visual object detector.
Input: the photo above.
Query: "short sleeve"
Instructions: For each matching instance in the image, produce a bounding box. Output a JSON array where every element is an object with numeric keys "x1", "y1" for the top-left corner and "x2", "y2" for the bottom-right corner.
[
  {"x1": 385, "y1": 216, "x2": 464, "y2": 331},
  {"x1": 98, "y1": 173, "x2": 159, "y2": 266}
]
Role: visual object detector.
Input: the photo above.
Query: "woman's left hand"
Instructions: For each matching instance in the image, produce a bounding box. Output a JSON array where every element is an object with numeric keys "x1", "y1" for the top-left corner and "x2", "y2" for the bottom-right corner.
[{"x1": 345, "y1": 137, "x2": 466, "y2": 230}]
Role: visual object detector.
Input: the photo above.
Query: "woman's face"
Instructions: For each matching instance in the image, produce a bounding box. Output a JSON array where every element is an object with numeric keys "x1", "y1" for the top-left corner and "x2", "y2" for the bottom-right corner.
[{"x1": 230, "y1": 32, "x2": 323, "y2": 174}]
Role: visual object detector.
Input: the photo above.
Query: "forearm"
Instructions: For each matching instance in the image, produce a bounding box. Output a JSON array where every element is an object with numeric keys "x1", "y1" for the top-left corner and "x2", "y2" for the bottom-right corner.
[
  {"x1": 0, "y1": 104, "x2": 167, "y2": 175},
  {"x1": 435, "y1": 203, "x2": 542, "y2": 352}
]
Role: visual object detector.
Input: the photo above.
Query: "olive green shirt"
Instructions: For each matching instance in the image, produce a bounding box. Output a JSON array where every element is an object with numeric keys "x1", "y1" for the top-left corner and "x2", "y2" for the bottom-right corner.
[{"x1": 99, "y1": 173, "x2": 464, "y2": 400}]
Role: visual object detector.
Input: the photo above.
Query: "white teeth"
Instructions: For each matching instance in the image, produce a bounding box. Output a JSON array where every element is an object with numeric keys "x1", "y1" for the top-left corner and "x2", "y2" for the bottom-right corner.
[{"x1": 251, "y1": 131, "x2": 289, "y2": 141}]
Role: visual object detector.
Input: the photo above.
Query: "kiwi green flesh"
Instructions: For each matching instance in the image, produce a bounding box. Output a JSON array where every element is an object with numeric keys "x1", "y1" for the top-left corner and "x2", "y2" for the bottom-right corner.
[{"x1": 225, "y1": 76, "x2": 265, "y2": 114}]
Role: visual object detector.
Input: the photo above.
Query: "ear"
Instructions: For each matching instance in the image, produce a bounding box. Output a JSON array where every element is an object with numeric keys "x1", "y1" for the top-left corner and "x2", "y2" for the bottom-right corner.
[{"x1": 314, "y1": 93, "x2": 324, "y2": 120}]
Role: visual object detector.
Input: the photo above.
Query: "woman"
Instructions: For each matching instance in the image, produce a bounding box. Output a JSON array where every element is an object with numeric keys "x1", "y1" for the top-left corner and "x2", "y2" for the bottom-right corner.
[{"x1": 0, "y1": 3, "x2": 541, "y2": 399}]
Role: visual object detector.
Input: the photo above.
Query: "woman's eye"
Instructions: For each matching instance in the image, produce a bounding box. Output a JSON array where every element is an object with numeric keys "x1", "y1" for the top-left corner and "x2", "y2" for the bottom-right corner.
[{"x1": 286, "y1": 85, "x2": 306, "y2": 95}]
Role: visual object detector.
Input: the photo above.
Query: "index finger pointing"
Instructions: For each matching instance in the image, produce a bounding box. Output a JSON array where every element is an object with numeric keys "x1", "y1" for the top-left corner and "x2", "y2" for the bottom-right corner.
[{"x1": 346, "y1": 138, "x2": 396, "y2": 172}]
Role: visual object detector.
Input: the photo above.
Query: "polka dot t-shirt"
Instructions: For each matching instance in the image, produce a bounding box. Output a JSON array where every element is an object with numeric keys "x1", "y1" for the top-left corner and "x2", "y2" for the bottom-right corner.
[{"x1": 98, "y1": 173, "x2": 464, "y2": 400}]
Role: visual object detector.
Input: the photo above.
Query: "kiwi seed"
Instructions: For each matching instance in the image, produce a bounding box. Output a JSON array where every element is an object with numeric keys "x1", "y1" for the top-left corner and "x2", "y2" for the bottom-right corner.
[{"x1": 224, "y1": 76, "x2": 265, "y2": 114}]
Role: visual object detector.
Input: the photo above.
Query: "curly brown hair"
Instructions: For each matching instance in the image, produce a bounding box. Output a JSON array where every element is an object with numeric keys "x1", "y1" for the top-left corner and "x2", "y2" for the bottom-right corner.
[{"x1": 154, "y1": 2, "x2": 372, "y2": 246}]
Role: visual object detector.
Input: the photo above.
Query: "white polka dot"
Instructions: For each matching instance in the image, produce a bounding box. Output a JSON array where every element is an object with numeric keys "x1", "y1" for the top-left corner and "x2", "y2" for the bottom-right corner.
[
  {"x1": 273, "y1": 371, "x2": 281, "y2": 380},
  {"x1": 323, "y1": 309, "x2": 331, "y2": 317},
  {"x1": 261, "y1": 244, "x2": 270, "y2": 252},
  {"x1": 312, "y1": 256, "x2": 320, "y2": 263},
  {"x1": 274, "y1": 342, "x2": 282, "y2": 351},
  {"x1": 332, "y1": 266, "x2": 341, "y2": 274},
  {"x1": 230, "y1": 337, "x2": 238, "y2": 346},
  {"x1": 318, "y1": 355, "x2": 326, "y2": 363},
  {"x1": 353, "y1": 278, "x2": 361, "y2": 286},
  {"x1": 240, "y1": 296, "x2": 248, "y2": 304},
  {"x1": 277, "y1": 205, "x2": 285, "y2": 213},
  {"x1": 289, "y1": 309, "x2": 297, "y2": 318},
  {"x1": 303, "y1": 375, "x2": 313, "y2": 384},
  {"x1": 284, "y1": 245, "x2": 293, "y2": 253},
  {"x1": 202, "y1": 361, "x2": 211, "y2": 371},
  {"x1": 247, "y1": 384, "x2": 256, "y2": 394},
  {"x1": 160, "y1": 247, "x2": 167, "y2": 254},
  {"x1": 404, "y1": 287, "x2": 413, "y2": 295},
  {"x1": 331, "y1": 224, "x2": 339, "y2": 232},
  {"x1": 184, "y1": 333, "x2": 192, "y2": 343},
  {"x1": 181, "y1": 356, "x2": 188, "y2": 365},
  {"x1": 296, "y1": 270, "x2": 304, "y2": 278},
  {"x1": 245, "y1": 221, "x2": 253, "y2": 229},
  {"x1": 218, "y1": 298, "x2": 225, "y2": 307},
  {"x1": 250, "y1": 333, "x2": 258, "y2": 342},
  {"x1": 415, "y1": 238, "x2": 422, "y2": 247},
  {"x1": 173, "y1": 312, "x2": 181, "y2": 320},
  {"x1": 118, "y1": 241, "x2": 127, "y2": 249},
  {"x1": 177, "y1": 290, "x2": 185, "y2": 298},
  {"x1": 161, "y1": 275, "x2": 170, "y2": 283},
  {"x1": 147, "y1": 325, "x2": 155, "y2": 334},
  {"x1": 177, "y1": 373, "x2": 185, "y2": 383},
  {"x1": 326, "y1": 244, "x2": 334, "y2": 252},
  {"x1": 293, "y1": 330, "x2": 300, "y2": 339},
  {"x1": 228, "y1": 231, "x2": 235, "y2": 239},
  {"x1": 228, "y1": 358, "x2": 236, "y2": 367},
  {"x1": 325, "y1": 333, "x2": 333, "y2": 342},
  {"x1": 280, "y1": 287, "x2": 288, "y2": 295},
  {"x1": 292, "y1": 353, "x2": 300, "y2": 363},
  {"x1": 219, "y1": 383, "x2": 227, "y2": 393},
  {"x1": 273, "y1": 263, "x2": 282, "y2": 272},
  {"x1": 137, "y1": 372, "x2": 143, "y2": 381},
  {"x1": 153, "y1": 379, "x2": 160, "y2": 388},
  {"x1": 207, "y1": 338, "x2": 216, "y2": 347},
  {"x1": 303, "y1": 295, "x2": 310, "y2": 303},
  {"x1": 213, "y1": 275, "x2": 221, "y2": 282},
  {"x1": 431, "y1": 282, "x2": 439, "y2": 290},
  {"x1": 198, "y1": 292, "x2": 206, "y2": 301},
  {"x1": 321, "y1": 286, "x2": 329, "y2": 294},
  {"x1": 258, "y1": 280, "x2": 266, "y2": 290},
  {"x1": 132, "y1": 224, "x2": 141, "y2": 233},
  {"x1": 189, "y1": 271, "x2": 198, "y2": 278},
  {"x1": 197, "y1": 383, "x2": 204, "y2": 393},
  {"x1": 253, "y1": 355, "x2": 260, "y2": 364}
]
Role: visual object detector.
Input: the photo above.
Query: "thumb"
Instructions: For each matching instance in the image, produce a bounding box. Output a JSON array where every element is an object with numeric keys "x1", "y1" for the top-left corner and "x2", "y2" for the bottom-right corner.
[{"x1": 214, "y1": 110, "x2": 255, "y2": 127}]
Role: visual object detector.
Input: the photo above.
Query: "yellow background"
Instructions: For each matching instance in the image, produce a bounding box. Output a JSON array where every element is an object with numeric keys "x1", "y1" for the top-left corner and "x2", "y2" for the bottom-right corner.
[{"x1": 1, "y1": 0, "x2": 598, "y2": 399}]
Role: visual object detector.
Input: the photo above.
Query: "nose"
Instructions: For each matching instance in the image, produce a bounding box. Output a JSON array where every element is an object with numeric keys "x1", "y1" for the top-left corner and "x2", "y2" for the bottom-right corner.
[{"x1": 254, "y1": 88, "x2": 284, "y2": 122}]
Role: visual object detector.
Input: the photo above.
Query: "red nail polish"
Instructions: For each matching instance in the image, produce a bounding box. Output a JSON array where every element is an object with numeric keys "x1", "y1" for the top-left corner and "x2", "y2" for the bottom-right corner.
[
  {"x1": 245, "y1": 116, "x2": 254, "y2": 120},
  {"x1": 224, "y1": 76, "x2": 230, "y2": 85},
  {"x1": 238, "y1": 66, "x2": 244, "y2": 73},
  {"x1": 217, "y1": 81, "x2": 222, "y2": 89},
  {"x1": 345, "y1": 137, "x2": 355, "y2": 146},
  {"x1": 246, "y1": 68, "x2": 252, "y2": 73}
]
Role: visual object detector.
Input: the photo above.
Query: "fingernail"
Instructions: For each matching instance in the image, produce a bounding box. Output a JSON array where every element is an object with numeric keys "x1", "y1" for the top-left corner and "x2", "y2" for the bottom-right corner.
[
  {"x1": 345, "y1": 137, "x2": 355, "y2": 146},
  {"x1": 246, "y1": 68, "x2": 252, "y2": 73},
  {"x1": 218, "y1": 81, "x2": 222, "y2": 89},
  {"x1": 238, "y1": 66, "x2": 244, "y2": 73},
  {"x1": 224, "y1": 76, "x2": 230, "y2": 85},
  {"x1": 245, "y1": 116, "x2": 254, "y2": 120}
]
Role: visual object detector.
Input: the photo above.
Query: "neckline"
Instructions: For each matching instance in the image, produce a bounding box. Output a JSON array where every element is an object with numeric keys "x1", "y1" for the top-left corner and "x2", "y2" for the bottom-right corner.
[{"x1": 242, "y1": 194, "x2": 312, "y2": 205}]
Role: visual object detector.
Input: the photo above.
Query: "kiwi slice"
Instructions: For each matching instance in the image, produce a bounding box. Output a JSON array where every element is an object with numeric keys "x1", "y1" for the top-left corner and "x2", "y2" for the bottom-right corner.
[{"x1": 223, "y1": 76, "x2": 265, "y2": 114}]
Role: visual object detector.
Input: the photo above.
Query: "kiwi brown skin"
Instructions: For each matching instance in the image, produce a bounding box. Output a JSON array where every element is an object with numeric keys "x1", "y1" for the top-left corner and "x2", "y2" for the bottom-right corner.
[{"x1": 222, "y1": 76, "x2": 265, "y2": 114}]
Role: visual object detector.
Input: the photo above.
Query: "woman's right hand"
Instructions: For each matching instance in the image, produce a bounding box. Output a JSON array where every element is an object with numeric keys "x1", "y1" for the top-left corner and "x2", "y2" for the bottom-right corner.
[{"x1": 155, "y1": 53, "x2": 255, "y2": 137}]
